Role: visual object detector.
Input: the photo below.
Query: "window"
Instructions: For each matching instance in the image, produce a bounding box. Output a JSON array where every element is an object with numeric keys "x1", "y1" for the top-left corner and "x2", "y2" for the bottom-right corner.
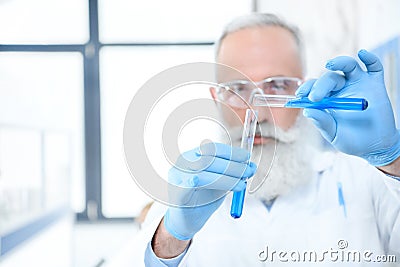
[
  {"x1": 1, "y1": 0, "x2": 253, "y2": 222},
  {"x1": 98, "y1": 0, "x2": 252, "y2": 218},
  {"x1": 100, "y1": 46, "x2": 214, "y2": 217},
  {"x1": 0, "y1": 52, "x2": 85, "y2": 237},
  {"x1": 98, "y1": 0, "x2": 252, "y2": 43},
  {"x1": 0, "y1": 0, "x2": 88, "y2": 44}
]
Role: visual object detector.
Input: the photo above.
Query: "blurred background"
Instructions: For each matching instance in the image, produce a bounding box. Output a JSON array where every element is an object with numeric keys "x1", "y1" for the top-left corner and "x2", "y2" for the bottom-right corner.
[{"x1": 0, "y1": 0, "x2": 399, "y2": 266}]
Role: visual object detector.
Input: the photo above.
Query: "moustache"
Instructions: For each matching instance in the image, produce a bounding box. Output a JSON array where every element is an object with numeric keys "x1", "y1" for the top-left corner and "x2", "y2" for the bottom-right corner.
[{"x1": 227, "y1": 121, "x2": 298, "y2": 145}]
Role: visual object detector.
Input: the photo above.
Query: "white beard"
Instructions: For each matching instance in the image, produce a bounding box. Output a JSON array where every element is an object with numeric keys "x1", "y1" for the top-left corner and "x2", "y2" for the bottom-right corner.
[{"x1": 230, "y1": 115, "x2": 322, "y2": 203}]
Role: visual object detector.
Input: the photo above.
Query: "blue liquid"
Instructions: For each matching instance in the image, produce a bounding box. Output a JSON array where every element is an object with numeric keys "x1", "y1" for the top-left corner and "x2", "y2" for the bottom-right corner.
[
  {"x1": 231, "y1": 186, "x2": 246, "y2": 219},
  {"x1": 285, "y1": 97, "x2": 368, "y2": 110}
]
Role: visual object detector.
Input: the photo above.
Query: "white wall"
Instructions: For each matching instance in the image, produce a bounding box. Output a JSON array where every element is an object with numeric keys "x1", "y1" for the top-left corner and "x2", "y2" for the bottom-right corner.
[{"x1": 257, "y1": 0, "x2": 400, "y2": 78}]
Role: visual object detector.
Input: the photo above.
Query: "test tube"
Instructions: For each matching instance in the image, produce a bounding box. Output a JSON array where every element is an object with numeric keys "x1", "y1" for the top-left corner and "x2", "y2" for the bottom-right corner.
[
  {"x1": 230, "y1": 109, "x2": 258, "y2": 218},
  {"x1": 253, "y1": 94, "x2": 368, "y2": 111}
]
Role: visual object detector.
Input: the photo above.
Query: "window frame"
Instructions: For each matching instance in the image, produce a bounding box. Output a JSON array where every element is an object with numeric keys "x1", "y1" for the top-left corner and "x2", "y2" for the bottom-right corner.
[{"x1": 0, "y1": 0, "x2": 256, "y2": 221}]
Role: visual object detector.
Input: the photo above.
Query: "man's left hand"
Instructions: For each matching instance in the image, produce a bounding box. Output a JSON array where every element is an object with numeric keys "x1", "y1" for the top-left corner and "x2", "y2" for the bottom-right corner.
[{"x1": 296, "y1": 49, "x2": 400, "y2": 166}]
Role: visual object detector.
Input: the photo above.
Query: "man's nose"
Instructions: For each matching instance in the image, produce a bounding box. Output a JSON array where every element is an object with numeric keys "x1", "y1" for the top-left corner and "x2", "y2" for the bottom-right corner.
[{"x1": 252, "y1": 105, "x2": 270, "y2": 124}]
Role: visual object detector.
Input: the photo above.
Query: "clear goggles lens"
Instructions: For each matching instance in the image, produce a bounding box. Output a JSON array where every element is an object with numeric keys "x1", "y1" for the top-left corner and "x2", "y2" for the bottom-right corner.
[{"x1": 217, "y1": 77, "x2": 302, "y2": 108}]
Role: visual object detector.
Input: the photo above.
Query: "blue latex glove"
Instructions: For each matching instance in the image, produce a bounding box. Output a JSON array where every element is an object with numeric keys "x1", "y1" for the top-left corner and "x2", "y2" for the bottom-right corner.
[
  {"x1": 296, "y1": 49, "x2": 400, "y2": 166},
  {"x1": 164, "y1": 142, "x2": 257, "y2": 240}
]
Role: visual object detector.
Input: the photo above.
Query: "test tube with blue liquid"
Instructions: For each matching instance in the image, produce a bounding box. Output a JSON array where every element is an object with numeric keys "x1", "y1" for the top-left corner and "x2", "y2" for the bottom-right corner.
[
  {"x1": 252, "y1": 94, "x2": 368, "y2": 110},
  {"x1": 230, "y1": 94, "x2": 368, "y2": 219},
  {"x1": 230, "y1": 109, "x2": 258, "y2": 218}
]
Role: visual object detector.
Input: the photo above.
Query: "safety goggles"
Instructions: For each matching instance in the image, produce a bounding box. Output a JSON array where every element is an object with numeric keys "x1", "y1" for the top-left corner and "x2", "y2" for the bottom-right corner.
[{"x1": 217, "y1": 77, "x2": 303, "y2": 108}]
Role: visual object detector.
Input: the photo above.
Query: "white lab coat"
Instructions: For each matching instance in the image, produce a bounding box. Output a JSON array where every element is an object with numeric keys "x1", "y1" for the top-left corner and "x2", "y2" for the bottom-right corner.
[{"x1": 107, "y1": 152, "x2": 400, "y2": 266}]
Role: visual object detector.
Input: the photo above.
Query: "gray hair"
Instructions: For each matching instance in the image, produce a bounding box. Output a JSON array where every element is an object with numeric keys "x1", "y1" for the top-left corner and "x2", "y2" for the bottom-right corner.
[{"x1": 215, "y1": 13, "x2": 305, "y2": 72}]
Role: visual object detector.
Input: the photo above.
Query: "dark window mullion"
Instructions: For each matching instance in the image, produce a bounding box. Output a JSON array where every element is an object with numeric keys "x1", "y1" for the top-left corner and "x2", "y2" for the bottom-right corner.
[
  {"x1": 0, "y1": 45, "x2": 84, "y2": 52},
  {"x1": 78, "y1": 0, "x2": 103, "y2": 220}
]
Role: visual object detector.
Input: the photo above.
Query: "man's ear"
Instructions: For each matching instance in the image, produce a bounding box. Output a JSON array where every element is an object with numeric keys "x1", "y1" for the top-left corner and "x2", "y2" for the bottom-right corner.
[{"x1": 209, "y1": 87, "x2": 218, "y2": 102}]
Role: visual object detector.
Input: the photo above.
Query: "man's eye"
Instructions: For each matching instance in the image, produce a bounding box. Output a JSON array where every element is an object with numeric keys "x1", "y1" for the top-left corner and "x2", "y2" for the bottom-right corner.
[
  {"x1": 271, "y1": 81, "x2": 287, "y2": 91},
  {"x1": 231, "y1": 85, "x2": 247, "y2": 92},
  {"x1": 273, "y1": 85, "x2": 286, "y2": 91}
]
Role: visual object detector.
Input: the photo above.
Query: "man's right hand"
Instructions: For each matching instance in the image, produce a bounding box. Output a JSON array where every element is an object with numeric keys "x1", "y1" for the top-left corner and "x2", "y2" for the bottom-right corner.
[{"x1": 162, "y1": 142, "x2": 256, "y2": 241}]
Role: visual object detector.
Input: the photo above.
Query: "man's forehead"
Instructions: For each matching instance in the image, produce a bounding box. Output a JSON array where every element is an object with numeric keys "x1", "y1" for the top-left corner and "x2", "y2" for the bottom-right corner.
[
  {"x1": 217, "y1": 26, "x2": 298, "y2": 57},
  {"x1": 216, "y1": 26, "x2": 302, "y2": 81},
  {"x1": 216, "y1": 72, "x2": 290, "y2": 83},
  {"x1": 214, "y1": 65, "x2": 252, "y2": 83}
]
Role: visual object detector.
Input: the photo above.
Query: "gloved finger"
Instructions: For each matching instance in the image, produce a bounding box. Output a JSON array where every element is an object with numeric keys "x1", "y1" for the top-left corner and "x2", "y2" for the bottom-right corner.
[
  {"x1": 195, "y1": 171, "x2": 247, "y2": 192},
  {"x1": 188, "y1": 156, "x2": 257, "y2": 178},
  {"x1": 196, "y1": 142, "x2": 249, "y2": 162},
  {"x1": 325, "y1": 56, "x2": 364, "y2": 81},
  {"x1": 303, "y1": 109, "x2": 337, "y2": 142},
  {"x1": 168, "y1": 167, "x2": 194, "y2": 185},
  {"x1": 308, "y1": 72, "x2": 346, "y2": 102},
  {"x1": 168, "y1": 175, "x2": 199, "y2": 206},
  {"x1": 176, "y1": 143, "x2": 248, "y2": 172},
  {"x1": 295, "y1": 79, "x2": 316, "y2": 97},
  {"x1": 358, "y1": 49, "x2": 383, "y2": 73}
]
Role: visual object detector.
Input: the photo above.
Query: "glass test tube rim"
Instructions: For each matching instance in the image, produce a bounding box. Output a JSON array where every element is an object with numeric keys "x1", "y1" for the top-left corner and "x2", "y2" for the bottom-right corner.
[{"x1": 252, "y1": 94, "x2": 296, "y2": 107}]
